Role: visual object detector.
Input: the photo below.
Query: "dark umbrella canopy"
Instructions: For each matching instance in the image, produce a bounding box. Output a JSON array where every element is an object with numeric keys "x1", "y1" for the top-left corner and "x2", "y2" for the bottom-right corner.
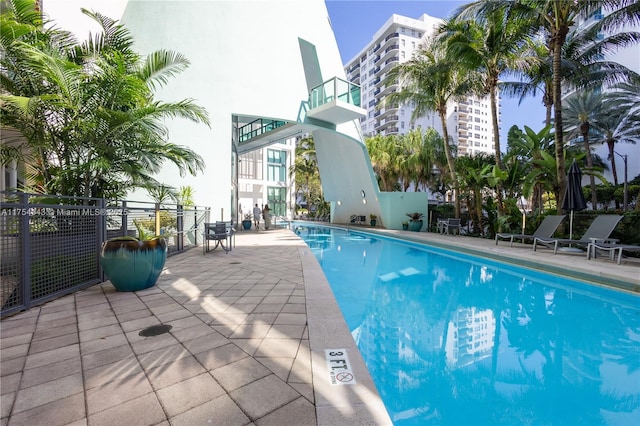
[{"x1": 562, "y1": 160, "x2": 587, "y2": 240}]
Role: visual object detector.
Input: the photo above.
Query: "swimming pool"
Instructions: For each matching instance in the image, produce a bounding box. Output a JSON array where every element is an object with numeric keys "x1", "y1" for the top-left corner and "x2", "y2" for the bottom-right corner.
[{"x1": 294, "y1": 225, "x2": 640, "y2": 426}]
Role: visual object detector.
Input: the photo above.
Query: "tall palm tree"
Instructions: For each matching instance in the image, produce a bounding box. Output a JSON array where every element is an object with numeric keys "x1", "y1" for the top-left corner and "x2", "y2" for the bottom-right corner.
[
  {"x1": 441, "y1": 8, "x2": 535, "y2": 171},
  {"x1": 501, "y1": 37, "x2": 554, "y2": 127},
  {"x1": 1, "y1": 1, "x2": 210, "y2": 199},
  {"x1": 455, "y1": 0, "x2": 640, "y2": 214},
  {"x1": 562, "y1": 90, "x2": 603, "y2": 207},
  {"x1": 592, "y1": 86, "x2": 640, "y2": 200},
  {"x1": 384, "y1": 39, "x2": 476, "y2": 218}
]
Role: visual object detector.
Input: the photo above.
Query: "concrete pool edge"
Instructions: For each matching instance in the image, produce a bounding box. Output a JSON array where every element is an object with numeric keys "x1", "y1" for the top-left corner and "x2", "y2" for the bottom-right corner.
[{"x1": 299, "y1": 246, "x2": 393, "y2": 426}]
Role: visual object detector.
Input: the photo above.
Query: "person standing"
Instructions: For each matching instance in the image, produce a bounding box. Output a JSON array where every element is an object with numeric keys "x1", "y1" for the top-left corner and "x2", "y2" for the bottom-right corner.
[
  {"x1": 262, "y1": 204, "x2": 272, "y2": 230},
  {"x1": 253, "y1": 203, "x2": 261, "y2": 230}
]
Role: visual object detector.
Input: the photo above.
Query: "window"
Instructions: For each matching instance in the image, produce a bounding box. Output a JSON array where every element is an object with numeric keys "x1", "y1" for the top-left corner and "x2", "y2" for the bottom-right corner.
[
  {"x1": 411, "y1": 41, "x2": 416, "y2": 49},
  {"x1": 401, "y1": 51, "x2": 405, "y2": 59},
  {"x1": 267, "y1": 187, "x2": 286, "y2": 216},
  {"x1": 267, "y1": 149, "x2": 286, "y2": 182},
  {"x1": 401, "y1": 39, "x2": 405, "y2": 46},
  {"x1": 239, "y1": 150, "x2": 263, "y2": 179}
]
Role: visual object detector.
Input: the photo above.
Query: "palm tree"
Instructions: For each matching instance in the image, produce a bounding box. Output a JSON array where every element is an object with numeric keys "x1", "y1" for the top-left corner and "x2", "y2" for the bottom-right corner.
[
  {"x1": 501, "y1": 37, "x2": 554, "y2": 127},
  {"x1": 592, "y1": 86, "x2": 640, "y2": 207},
  {"x1": 506, "y1": 124, "x2": 554, "y2": 212},
  {"x1": 456, "y1": 153, "x2": 495, "y2": 236},
  {"x1": 384, "y1": 39, "x2": 476, "y2": 218},
  {"x1": 1, "y1": 1, "x2": 210, "y2": 200},
  {"x1": 562, "y1": 90, "x2": 603, "y2": 207},
  {"x1": 455, "y1": 0, "x2": 640, "y2": 214},
  {"x1": 365, "y1": 133, "x2": 402, "y2": 191},
  {"x1": 289, "y1": 136, "x2": 321, "y2": 213},
  {"x1": 441, "y1": 9, "x2": 534, "y2": 172}
]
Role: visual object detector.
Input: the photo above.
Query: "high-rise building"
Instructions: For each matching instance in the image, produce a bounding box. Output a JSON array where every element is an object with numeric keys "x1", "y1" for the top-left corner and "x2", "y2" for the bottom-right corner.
[{"x1": 344, "y1": 13, "x2": 499, "y2": 157}]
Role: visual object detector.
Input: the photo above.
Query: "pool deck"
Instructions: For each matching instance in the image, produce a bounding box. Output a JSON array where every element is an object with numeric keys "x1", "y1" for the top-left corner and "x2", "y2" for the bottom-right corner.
[{"x1": 1, "y1": 225, "x2": 638, "y2": 426}]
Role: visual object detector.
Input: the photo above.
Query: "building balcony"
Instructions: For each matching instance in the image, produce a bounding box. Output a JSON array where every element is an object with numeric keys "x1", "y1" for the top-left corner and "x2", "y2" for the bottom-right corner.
[
  {"x1": 384, "y1": 32, "x2": 399, "y2": 42},
  {"x1": 307, "y1": 77, "x2": 366, "y2": 124},
  {"x1": 376, "y1": 106, "x2": 398, "y2": 120},
  {"x1": 380, "y1": 58, "x2": 398, "y2": 74},
  {"x1": 380, "y1": 84, "x2": 397, "y2": 96},
  {"x1": 238, "y1": 118, "x2": 288, "y2": 143}
]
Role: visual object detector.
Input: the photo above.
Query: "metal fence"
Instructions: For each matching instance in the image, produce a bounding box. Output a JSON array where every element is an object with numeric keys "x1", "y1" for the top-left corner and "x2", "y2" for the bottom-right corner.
[{"x1": 1, "y1": 192, "x2": 210, "y2": 318}]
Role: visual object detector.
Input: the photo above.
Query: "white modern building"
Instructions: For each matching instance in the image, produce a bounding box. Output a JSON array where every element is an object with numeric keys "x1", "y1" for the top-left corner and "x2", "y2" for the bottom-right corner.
[
  {"x1": 40, "y1": 0, "x2": 428, "y2": 231},
  {"x1": 344, "y1": 13, "x2": 499, "y2": 157}
]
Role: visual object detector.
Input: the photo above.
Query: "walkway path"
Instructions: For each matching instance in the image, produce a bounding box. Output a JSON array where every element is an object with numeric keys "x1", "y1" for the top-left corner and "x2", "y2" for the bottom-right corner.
[{"x1": 1, "y1": 226, "x2": 637, "y2": 426}]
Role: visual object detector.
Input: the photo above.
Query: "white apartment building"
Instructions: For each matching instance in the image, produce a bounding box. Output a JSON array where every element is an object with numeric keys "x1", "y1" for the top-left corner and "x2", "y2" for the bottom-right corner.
[{"x1": 344, "y1": 13, "x2": 499, "y2": 157}]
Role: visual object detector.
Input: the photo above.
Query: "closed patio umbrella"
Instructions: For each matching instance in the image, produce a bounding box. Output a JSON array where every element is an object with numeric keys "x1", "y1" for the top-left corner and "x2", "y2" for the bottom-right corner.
[{"x1": 561, "y1": 160, "x2": 587, "y2": 240}]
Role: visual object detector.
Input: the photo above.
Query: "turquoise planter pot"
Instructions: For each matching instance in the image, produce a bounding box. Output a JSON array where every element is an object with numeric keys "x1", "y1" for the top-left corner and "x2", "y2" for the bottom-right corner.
[
  {"x1": 408, "y1": 220, "x2": 423, "y2": 232},
  {"x1": 100, "y1": 238, "x2": 168, "y2": 292}
]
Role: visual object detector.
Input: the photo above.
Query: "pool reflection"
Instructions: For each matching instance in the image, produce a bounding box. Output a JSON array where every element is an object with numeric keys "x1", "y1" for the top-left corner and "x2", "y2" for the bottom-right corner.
[{"x1": 295, "y1": 225, "x2": 640, "y2": 426}]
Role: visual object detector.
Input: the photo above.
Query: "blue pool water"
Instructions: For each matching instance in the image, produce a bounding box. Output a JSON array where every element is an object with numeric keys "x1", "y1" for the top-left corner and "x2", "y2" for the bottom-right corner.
[{"x1": 294, "y1": 225, "x2": 640, "y2": 426}]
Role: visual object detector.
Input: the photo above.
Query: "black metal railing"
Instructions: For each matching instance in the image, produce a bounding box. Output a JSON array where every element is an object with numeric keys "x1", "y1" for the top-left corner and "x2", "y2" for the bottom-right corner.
[{"x1": 0, "y1": 192, "x2": 210, "y2": 317}]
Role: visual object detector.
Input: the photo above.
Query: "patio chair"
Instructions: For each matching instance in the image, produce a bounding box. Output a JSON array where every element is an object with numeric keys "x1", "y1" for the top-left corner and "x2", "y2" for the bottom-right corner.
[
  {"x1": 203, "y1": 222, "x2": 233, "y2": 254},
  {"x1": 495, "y1": 215, "x2": 565, "y2": 247},
  {"x1": 533, "y1": 215, "x2": 623, "y2": 254},
  {"x1": 441, "y1": 218, "x2": 461, "y2": 235},
  {"x1": 587, "y1": 242, "x2": 640, "y2": 265}
]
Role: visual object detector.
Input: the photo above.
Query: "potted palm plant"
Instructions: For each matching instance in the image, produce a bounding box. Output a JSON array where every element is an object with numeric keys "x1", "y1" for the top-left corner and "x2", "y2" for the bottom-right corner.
[
  {"x1": 100, "y1": 221, "x2": 168, "y2": 292},
  {"x1": 406, "y1": 212, "x2": 424, "y2": 232},
  {"x1": 370, "y1": 214, "x2": 377, "y2": 226}
]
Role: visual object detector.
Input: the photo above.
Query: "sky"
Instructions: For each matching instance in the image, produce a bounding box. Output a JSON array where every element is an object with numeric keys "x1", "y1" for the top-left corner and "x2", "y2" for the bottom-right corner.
[{"x1": 325, "y1": 0, "x2": 547, "y2": 148}]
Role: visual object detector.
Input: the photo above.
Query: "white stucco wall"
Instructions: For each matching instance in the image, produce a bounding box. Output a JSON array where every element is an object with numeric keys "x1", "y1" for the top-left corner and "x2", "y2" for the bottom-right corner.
[{"x1": 43, "y1": 0, "x2": 424, "y2": 227}]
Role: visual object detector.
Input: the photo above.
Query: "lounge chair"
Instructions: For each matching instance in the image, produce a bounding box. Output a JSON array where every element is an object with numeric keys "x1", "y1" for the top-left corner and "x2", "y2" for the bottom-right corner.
[
  {"x1": 495, "y1": 215, "x2": 565, "y2": 247},
  {"x1": 533, "y1": 215, "x2": 623, "y2": 254},
  {"x1": 587, "y1": 242, "x2": 640, "y2": 265},
  {"x1": 440, "y1": 218, "x2": 461, "y2": 235}
]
